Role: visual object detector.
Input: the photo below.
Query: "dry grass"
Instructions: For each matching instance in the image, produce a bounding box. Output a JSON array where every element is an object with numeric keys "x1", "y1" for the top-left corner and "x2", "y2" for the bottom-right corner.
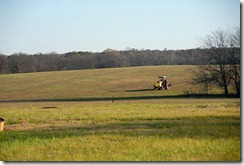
[{"x1": 0, "y1": 65, "x2": 197, "y2": 101}]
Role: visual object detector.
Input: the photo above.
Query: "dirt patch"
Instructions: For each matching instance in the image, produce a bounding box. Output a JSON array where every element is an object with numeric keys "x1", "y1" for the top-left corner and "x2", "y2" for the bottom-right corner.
[
  {"x1": 4, "y1": 123, "x2": 52, "y2": 131},
  {"x1": 4, "y1": 122, "x2": 80, "y2": 131}
]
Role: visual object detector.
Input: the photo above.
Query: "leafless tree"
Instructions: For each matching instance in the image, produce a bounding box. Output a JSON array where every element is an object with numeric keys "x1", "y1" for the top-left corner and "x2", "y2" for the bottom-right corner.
[
  {"x1": 228, "y1": 27, "x2": 240, "y2": 96},
  {"x1": 192, "y1": 27, "x2": 240, "y2": 96},
  {"x1": 190, "y1": 66, "x2": 215, "y2": 94},
  {"x1": 0, "y1": 54, "x2": 8, "y2": 73}
]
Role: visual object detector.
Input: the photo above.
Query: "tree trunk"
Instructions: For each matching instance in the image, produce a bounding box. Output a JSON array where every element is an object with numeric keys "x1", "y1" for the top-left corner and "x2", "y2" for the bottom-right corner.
[
  {"x1": 224, "y1": 85, "x2": 229, "y2": 96},
  {"x1": 235, "y1": 81, "x2": 240, "y2": 96}
]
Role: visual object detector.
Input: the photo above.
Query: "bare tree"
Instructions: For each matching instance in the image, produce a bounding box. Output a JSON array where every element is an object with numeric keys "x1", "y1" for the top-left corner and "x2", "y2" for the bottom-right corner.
[
  {"x1": 228, "y1": 27, "x2": 240, "y2": 96},
  {"x1": 0, "y1": 54, "x2": 8, "y2": 73},
  {"x1": 192, "y1": 27, "x2": 240, "y2": 96},
  {"x1": 190, "y1": 66, "x2": 214, "y2": 94}
]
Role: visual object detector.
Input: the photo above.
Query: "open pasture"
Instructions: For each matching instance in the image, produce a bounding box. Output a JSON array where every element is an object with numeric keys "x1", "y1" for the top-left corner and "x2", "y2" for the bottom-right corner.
[
  {"x1": 0, "y1": 65, "x2": 240, "y2": 161},
  {"x1": 0, "y1": 65, "x2": 196, "y2": 101}
]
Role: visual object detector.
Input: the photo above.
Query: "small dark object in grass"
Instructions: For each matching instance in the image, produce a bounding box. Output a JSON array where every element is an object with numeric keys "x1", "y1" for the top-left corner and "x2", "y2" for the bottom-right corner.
[{"x1": 41, "y1": 106, "x2": 58, "y2": 109}]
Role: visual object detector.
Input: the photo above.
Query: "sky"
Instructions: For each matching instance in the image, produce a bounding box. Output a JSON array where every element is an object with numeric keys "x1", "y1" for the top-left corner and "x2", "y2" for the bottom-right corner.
[{"x1": 0, "y1": 0, "x2": 240, "y2": 55}]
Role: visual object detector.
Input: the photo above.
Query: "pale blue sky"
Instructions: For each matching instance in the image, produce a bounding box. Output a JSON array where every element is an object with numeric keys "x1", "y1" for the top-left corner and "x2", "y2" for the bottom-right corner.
[{"x1": 0, "y1": 0, "x2": 240, "y2": 55}]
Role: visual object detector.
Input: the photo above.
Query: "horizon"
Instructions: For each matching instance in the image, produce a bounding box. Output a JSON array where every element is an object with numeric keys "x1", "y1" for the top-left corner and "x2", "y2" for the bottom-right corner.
[
  {"x1": 0, "y1": 47, "x2": 234, "y2": 56},
  {"x1": 0, "y1": 47, "x2": 214, "y2": 56},
  {"x1": 0, "y1": 0, "x2": 240, "y2": 55}
]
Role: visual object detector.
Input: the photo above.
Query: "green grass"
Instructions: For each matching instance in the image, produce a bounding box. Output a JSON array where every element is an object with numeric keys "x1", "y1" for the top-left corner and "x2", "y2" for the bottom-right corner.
[
  {"x1": 0, "y1": 100, "x2": 240, "y2": 161},
  {"x1": 0, "y1": 65, "x2": 240, "y2": 161}
]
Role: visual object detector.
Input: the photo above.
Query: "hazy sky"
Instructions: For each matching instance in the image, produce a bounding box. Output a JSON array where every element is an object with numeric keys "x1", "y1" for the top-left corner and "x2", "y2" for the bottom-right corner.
[{"x1": 0, "y1": 0, "x2": 240, "y2": 55}]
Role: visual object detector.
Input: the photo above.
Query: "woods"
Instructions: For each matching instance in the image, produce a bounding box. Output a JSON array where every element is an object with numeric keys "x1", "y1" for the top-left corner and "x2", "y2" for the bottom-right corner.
[{"x1": 0, "y1": 48, "x2": 228, "y2": 74}]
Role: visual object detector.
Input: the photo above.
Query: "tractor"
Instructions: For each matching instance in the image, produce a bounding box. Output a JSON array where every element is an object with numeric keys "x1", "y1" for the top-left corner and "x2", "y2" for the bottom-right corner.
[{"x1": 154, "y1": 76, "x2": 171, "y2": 90}]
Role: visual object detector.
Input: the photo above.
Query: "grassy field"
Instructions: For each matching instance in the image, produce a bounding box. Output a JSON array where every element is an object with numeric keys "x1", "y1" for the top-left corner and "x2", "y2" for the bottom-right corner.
[
  {"x1": 0, "y1": 65, "x2": 240, "y2": 161},
  {"x1": 0, "y1": 65, "x2": 199, "y2": 101}
]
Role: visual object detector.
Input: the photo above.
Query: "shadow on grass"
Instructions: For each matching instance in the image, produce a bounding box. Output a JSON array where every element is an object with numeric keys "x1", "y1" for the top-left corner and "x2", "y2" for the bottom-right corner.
[
  {"x1": 125, "y1": 89, "x2": 154, "y2": 92},
  {"x1": 0, "y1": 94, "x2": 239, "y2": 103},
  {"x1": 0, "y1": 116, "x2": 240, "y2": 142}
]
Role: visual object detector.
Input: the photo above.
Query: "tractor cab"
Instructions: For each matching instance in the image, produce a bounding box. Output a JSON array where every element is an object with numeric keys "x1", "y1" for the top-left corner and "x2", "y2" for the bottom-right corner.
[{"x1": 154, "y1": 76, "x2": 171, "y2": 90}]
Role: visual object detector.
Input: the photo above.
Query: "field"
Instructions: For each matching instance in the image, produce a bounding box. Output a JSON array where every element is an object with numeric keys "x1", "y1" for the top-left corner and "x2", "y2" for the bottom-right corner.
[{"x1": 0, "y1": 65, "x2": 240, "y2": 161}]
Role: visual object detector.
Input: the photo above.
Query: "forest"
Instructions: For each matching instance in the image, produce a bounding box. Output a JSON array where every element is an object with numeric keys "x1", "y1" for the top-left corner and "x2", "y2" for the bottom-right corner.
[{"x1": 0, "y1": 48, "x2": 240, "y2": 74}]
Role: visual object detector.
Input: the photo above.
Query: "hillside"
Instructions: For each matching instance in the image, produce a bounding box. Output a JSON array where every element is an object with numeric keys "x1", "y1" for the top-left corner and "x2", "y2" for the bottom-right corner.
[{"x1": 0, "y1": 65, "x2": 196, "y2": 101}]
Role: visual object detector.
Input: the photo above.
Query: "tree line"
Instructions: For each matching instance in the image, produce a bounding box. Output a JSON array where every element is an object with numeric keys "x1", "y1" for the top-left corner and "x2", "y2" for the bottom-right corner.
[{"x1": 0, "y1": 48, "x2": 233, "y2": 74}]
